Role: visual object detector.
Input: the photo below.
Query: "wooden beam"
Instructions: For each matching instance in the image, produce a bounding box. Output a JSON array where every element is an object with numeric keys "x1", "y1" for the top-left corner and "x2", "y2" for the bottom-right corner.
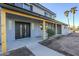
[
  {"x1": 42, "y1": 20, "x2": 46, "y2": 40},
  {"x1": 3, "y1": 8, "x2": 43, "y2": 21},
  {"x1": 2, "y1": 8, "x2": 56, "y2": 24},
  {"x1": 1, "y1": 9, "x2": 7, "y2": 55}
]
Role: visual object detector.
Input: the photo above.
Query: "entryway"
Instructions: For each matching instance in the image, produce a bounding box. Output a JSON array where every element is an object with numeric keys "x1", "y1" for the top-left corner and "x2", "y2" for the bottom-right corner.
[{"x1": 15, "y1": 21, "x2": 31, "y2": 39}]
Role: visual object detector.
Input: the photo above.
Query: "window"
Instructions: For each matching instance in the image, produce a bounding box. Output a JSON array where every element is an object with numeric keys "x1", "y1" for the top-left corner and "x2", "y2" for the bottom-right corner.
[
  {"x1": 23, "y1": 4, "x2": 30, "y2": 10},
  {"x1": 15, "y1": 3, "x2": 23, "y2": 8},
  {"x1": 52, "y1": 15, "x2": 56, "y2": 19},
  {"x1": 44, "y1": 12, "x2": 48, "y2": 16},
  {"x1": 23, "y1": 4, "x2": 33, "y2": 11},
  {"x1": 20, "y1": 24, "x2": 22, "y2": 37},
  {"x1": 44, "y1": 12, "x2": 51, "y2": 18},
  {"x1": 14, "y1": 3, "x2": 33, "y2": 11},
  {"x1": 30, "y1": 5, "x2": 33, "y2": 11},
  {"x1": 44, "y1": 11, "x2": 56, "y2": 19}
]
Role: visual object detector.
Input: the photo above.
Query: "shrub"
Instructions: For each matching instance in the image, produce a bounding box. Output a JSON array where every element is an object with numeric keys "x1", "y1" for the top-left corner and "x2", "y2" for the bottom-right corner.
[{"x1": 46, "y1": 29, "x2": 55, "y2": 38}]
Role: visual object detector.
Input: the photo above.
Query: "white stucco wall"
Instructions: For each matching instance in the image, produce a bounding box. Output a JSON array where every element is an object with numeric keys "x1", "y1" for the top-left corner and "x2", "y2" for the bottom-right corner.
[
  {"x1": 32, "y1": 5, "x2": 45, "y2": 15},
  {"x1": 61, "y1": 25, "x2": 71, "y2": 35},
  {"x1": 0, "y1": 9, "x2": 1, "y2": 43}
]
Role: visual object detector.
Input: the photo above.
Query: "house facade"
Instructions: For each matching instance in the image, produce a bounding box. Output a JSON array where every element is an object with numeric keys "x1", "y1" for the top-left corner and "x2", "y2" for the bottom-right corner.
[{"x1": 0, "y1": 3, "x2": 70, "y2": 55}]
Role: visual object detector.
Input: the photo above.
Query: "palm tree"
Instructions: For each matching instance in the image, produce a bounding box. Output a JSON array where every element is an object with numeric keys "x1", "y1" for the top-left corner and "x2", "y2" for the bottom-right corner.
[
  {"x1": 64, "y1": 10, "x2": 70, "y2": 28},
  {"x1": 70, "y1": 7, "x2": 77, "y2": 32}
]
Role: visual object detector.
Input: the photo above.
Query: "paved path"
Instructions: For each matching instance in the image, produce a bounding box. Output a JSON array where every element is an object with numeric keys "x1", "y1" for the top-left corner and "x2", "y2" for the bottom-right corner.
[
  {"x1": 26, "y1": 43, "x2": 64, "y2": 56},
  {"x1": 0, "y1": 37, "x2": 64, "y2": 56},
  {"x1": 0, "y1": 37, "x2": 42, "y2": 55}
]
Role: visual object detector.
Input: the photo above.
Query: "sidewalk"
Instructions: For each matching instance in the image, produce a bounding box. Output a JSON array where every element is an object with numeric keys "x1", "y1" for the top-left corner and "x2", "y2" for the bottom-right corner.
[{"x1": 26, "y1": 43, "x2": 64, "y2": 56}]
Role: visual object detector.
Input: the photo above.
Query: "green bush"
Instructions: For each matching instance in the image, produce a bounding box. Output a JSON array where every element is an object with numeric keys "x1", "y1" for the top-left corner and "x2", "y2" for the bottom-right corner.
[{"x1": 46, "y1": 29, "x2": 55, "y2": 38}]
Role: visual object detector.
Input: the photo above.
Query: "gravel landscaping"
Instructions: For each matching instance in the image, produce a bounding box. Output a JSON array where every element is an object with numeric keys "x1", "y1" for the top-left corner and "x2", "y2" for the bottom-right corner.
[
  {"x1": 7, "y1": 47, "x2": 34, "y2": 56},
  {"x1": 40, "y1": 33, "x2": 79, "y2": 56}
]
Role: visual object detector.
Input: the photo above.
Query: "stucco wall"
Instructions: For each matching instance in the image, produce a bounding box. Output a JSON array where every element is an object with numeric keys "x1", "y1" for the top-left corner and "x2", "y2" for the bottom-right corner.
[
  {"x1": 32, "y1": 5, "x2": 45, "y2": 15},
  {"x1": 61, "y1": 25, "x2": 70, "y2": 35}
]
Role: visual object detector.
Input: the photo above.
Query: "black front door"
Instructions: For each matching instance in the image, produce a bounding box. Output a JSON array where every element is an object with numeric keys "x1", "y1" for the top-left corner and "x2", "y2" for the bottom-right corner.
[
  {"x1": 15, "y1": 22, "x2": 21, "y2": 39},
  {"x1": 22, "y1": 23, "x2": 25, "y2": 38},
  {"x1": 15, "y1": 22, "x2": 30, "y2": 39}
]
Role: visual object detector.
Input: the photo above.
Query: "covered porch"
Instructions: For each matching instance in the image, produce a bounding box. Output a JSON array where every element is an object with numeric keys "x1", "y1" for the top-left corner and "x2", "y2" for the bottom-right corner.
[{"x1": 0, "y1": 8, "x2": 62, "y2": 55}]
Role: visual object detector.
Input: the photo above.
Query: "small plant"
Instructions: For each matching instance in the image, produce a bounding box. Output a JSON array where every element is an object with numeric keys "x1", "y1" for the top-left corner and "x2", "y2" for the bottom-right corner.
[{"x1": 46, "y1": 28, "x2": 55, "y2": 38}]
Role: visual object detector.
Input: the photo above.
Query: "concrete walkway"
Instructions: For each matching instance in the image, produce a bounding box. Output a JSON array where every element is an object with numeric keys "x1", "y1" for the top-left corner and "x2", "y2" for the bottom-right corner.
[
  {"x1": 0, "y1": 37, "x2": 42, "y2": 55},
  {"x1": 0, "y1": 37, "x2": 64, "y2": 56},
  {"x1": 26, "y1": 43, "x2": 64, "y2": 56}
]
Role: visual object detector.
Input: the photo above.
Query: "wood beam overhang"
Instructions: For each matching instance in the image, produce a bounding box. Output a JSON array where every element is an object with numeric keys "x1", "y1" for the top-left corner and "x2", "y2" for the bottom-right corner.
[
  {"x1": 1, "y1": 8, "x2": 7, "y2": 55},
  {"x1": 2, "y1": 8, "x2": 56, "y2": 24},
  {"x1": 42, "y1": 20, "x2": 46, "y2": 40}
]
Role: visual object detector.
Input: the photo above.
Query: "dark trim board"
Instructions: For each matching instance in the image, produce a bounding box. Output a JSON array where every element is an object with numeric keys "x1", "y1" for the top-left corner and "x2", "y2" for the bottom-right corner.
[{"x1": 15, "y1": 21, "x2": 31, "y2": 39}]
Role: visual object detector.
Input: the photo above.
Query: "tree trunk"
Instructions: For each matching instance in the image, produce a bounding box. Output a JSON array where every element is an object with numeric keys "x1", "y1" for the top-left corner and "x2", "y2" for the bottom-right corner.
[{"x1": 73, "y1": 14, "x2": 75, "y2": 32}]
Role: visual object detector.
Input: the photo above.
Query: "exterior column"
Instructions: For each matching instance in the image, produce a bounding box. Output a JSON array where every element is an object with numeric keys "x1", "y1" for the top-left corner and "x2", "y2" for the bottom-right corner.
[
  {"x1": 55, "y1": 24, "x2": 57, "y2": 35},
  {"x1": 1, "y1": 9, "x2": 7, "y2": 55},
  {"x1": 42, "y1": 20, "x2": 46, "y2": 40}
]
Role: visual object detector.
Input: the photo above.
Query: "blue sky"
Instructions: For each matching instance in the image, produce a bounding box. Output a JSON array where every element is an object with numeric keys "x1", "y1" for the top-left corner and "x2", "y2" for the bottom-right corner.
[{"x1": 41, "y1": 3, "x2": 79, "y2": 27}]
